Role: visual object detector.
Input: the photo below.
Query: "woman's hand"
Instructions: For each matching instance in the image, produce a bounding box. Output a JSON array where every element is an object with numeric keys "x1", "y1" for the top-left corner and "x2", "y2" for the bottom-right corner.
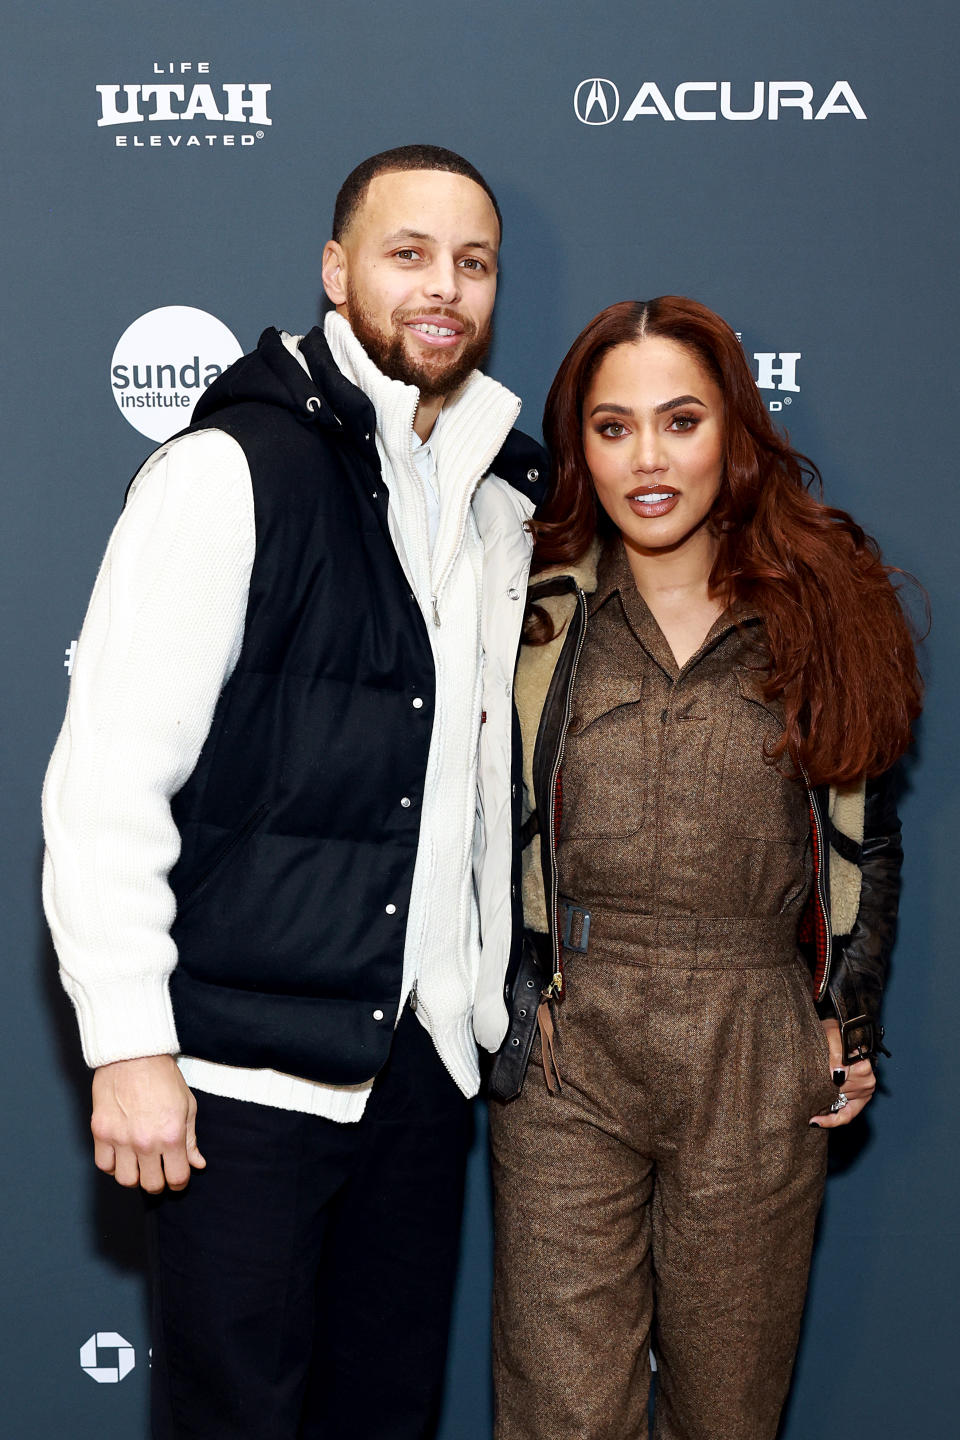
[{"x1": 809, "y1": 1017, "x2": 876, "y2": 1127}]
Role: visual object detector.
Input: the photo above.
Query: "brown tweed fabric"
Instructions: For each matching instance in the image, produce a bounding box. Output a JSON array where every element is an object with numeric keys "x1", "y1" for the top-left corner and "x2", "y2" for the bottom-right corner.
[{"x1": 490, "y1": 540, "x2": 838, "y2": 1440}]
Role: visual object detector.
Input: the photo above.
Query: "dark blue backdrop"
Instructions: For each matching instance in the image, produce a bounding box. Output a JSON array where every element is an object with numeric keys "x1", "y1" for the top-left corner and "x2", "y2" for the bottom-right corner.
[{"x1": 3, "y1": 2, "x2": 957, "y2": 1433}]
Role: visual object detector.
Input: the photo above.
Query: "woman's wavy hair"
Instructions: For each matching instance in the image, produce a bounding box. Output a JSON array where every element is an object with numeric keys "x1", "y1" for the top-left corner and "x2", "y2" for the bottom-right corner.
[{"x1": 532, "y1": 297, "x2": 923, "y2": 786}]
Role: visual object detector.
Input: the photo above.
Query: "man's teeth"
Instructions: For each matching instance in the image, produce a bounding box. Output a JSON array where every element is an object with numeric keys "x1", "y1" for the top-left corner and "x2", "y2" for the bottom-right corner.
[{"x1": 411, "y1": 323, "x2": 457, "y2": 336}]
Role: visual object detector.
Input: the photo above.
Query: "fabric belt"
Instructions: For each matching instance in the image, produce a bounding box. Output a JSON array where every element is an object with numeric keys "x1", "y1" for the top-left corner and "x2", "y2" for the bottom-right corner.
[{"x1": 558, "y1": 899, "x2": 801, "y2": 970}]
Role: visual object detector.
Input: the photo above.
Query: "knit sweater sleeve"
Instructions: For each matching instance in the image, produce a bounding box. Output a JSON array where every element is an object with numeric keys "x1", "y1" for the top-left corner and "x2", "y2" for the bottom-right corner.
[{"x1": 41, "y1": 428, "x2": 256, "y2": 1068}]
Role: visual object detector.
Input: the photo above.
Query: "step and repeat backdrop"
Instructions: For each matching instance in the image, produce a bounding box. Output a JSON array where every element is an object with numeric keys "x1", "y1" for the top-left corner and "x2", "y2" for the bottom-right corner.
[{"x1": 3, "y1": 1, "x2": 957, "y2": 1434}]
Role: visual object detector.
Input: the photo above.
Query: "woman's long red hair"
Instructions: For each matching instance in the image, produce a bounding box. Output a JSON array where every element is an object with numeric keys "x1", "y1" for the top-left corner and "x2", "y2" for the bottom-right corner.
[{"x1": 534, "y1": 297, "x2": 923, "y2": 786}]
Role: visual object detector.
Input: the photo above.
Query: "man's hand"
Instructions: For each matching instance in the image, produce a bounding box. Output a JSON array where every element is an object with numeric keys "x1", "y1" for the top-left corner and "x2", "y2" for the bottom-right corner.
[
  {"x1": 91, "y1": 1055, "x2": 206, "y2": 1192},
  {"x1": 809, "y1": 1017, "x2": 876, "y2": 1128}
]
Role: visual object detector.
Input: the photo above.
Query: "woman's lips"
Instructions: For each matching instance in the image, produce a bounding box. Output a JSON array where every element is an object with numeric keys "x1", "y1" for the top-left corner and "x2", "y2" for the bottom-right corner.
[{"x1": 626, "y1": 487, "x2": 680, "y2": 518}]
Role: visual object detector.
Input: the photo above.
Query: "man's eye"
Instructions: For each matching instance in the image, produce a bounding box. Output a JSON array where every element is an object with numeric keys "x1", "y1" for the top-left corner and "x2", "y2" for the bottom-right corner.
[
  {"x1": 394, "y1": 249, "x2": 420, "y2": 261},
  {"x1": 460, "y1": 257, "x2": 486, "y2": 271}
]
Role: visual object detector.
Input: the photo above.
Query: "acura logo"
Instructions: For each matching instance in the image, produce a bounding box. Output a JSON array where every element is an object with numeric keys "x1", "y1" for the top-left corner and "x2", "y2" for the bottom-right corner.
[{"x1": 574, "y1": 77, "x2": 620, "y2": 125}]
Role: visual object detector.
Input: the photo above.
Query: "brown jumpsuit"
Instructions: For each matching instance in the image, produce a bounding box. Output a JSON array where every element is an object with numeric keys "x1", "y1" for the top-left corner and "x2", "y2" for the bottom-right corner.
[{"x1": 491, "y1": 541, "x2": 840, "y2": 1440}]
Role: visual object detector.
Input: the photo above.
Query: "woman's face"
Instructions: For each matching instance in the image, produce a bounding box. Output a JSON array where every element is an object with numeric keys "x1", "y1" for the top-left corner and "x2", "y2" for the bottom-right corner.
[{"x1": 582, "y1": 337, "x2": 725, "y2": 558}]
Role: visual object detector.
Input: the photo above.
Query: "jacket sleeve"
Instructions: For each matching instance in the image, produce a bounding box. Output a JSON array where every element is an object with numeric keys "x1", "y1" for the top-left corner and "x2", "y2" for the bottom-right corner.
[
  {"x1": 41, "y1": 430, "x2": 255, "y2": 1068},
  {"x1": 827, "y1": 768, "x2": 902, "y2": 1063}
]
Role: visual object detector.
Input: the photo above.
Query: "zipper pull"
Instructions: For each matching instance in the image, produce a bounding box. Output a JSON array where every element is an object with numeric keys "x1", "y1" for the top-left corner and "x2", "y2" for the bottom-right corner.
[
  {"x1": 409, "y1": 979, "x2": 419, "y2": 1013},
  {"x1": 431, "y1": 595, "x2": 441, "y2": 627},
  {"x1": 543, "y1": 971, "x2": 564, "y2": 1001}
]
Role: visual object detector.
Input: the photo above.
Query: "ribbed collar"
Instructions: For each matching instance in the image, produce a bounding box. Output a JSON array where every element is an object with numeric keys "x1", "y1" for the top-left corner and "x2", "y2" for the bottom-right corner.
[{"x1": 323, "y1": 311, "x2": 521, "y2": 487}]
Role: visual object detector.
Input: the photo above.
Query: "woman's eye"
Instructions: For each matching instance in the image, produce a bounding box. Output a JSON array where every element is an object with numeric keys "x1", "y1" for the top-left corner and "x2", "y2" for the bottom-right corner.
[
  {"x1": 669, "y1": 413, "x2": 698, "y2": 431},
  {"x1": 598, "y1": 422, "x2": 627, "y2": 438}
]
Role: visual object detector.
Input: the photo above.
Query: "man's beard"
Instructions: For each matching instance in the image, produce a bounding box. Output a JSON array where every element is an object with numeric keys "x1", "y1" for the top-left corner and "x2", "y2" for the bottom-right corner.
[{"x1": 344, "y1": 284, "x2": 493, "y2": 401}]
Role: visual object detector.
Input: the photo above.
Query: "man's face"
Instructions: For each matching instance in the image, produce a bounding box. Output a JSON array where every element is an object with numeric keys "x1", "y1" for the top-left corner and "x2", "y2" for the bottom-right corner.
[{"x1": 322, "y1": 169, "x2": 499, "y2": 400}]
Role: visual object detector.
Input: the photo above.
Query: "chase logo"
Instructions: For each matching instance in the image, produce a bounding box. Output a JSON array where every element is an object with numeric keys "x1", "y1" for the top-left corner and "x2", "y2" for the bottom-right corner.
[
  {"x1": 80, "y1": 1332, "x2": 136, "y2": 1384},
  {"x1": 574, "y1": 78, "x2": 620, "y2": 125}
]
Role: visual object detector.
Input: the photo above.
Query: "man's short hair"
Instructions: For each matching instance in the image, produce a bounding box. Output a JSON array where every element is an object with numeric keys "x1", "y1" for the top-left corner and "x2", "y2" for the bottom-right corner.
[{"x1": 332, "y1": 144, "x2": 502, "y2": 244}]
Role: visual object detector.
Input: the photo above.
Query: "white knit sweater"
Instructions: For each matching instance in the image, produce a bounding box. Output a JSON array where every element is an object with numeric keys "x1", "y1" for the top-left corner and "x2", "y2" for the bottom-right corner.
[{"x1": 42, "y1": 313, "x2": 522, "y2": 1119}]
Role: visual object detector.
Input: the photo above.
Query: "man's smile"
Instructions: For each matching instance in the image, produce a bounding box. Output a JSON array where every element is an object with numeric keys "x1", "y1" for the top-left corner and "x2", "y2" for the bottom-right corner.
[{"x1": 404, "y1": 314, "x2": 465, "y2": 348}]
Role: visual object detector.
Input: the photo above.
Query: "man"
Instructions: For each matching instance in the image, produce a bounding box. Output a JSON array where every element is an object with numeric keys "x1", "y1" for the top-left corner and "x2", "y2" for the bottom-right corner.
[{"x1": 43, "y1": 145, "x2": 546, "y2": 1438}]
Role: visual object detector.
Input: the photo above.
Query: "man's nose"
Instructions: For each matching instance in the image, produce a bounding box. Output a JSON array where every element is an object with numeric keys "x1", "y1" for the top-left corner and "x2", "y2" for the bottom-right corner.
[{"x1": 423, "y1": 255, "x2": 461, "y2": 304}]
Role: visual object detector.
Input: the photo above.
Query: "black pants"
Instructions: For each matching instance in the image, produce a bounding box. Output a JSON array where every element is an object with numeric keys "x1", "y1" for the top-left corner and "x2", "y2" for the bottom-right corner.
[{"x1": 146, "y1": 1009, "x2": 473, "y2": 1440}]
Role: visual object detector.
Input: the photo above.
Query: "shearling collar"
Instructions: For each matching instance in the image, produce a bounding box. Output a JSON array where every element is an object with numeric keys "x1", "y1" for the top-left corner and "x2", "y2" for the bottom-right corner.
[{"x1": 529, "y1": 535, "x2": 603, "y2": 596}]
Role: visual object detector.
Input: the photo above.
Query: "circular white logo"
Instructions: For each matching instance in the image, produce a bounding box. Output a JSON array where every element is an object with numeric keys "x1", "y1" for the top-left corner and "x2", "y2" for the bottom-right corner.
[
  {"x1": 574, "y1": 78, "x2": 620, "y2": 125},
  {"x1": 80, "y1": 1332, "x2": 136, "y2": 1384},
  {"x1": 111, "y1": 305, "x2": 242, "y2": 442}
]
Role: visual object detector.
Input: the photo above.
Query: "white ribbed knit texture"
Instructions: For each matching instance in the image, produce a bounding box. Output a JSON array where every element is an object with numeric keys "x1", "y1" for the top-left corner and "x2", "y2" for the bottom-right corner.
[{"x1": 42, "y1": 430, "x2": 254, "y2": 1067}]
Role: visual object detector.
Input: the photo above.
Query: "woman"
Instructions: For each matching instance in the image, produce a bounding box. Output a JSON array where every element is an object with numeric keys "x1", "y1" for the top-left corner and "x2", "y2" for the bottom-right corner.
[{"x1": 488, "y1": 298, "x2": 921, "y2": 1440}]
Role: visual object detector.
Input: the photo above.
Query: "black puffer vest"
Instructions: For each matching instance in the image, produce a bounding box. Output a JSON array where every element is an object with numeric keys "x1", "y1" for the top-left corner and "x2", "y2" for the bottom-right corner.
[{"x1": 162, "y1": 326, "x2": 544, "y2": 1084}]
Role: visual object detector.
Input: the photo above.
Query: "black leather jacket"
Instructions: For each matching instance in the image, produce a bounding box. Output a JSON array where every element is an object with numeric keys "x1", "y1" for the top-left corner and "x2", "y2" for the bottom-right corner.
[{"x1": 489, "y1": 573, "x2": 903, "y2": 1101}]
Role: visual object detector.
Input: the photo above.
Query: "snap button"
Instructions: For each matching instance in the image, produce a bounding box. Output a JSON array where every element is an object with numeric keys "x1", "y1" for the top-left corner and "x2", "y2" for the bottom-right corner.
[
  {"x1": 373, "y1": 1009, "x2": 384, "y2": 1021},
  {"x1": 526, "y1": 979, "x2": 535, "y2": 989},
  {"x1": 306, "y1": 396, "x2": 322, "y2": 412},
  {"x1": 400, "y1": 797, "x2": 411, "y2": 808},
  {"x1": 526, "y1": 467, "x2": 539, "y2": 482},
  {"x1": 385, "y1": 903, "x2": 397, "y2": 915},
  {"x1": 412, "y1": 697, "x2": 424, "y2": 709},
  {"x1": 508, "y1": 587, "x2": 520, "y2": 601},
  {"x1": 511, "y1": 1037, "x2": 521, "y2": 1047},
  {"x1": 518, "y1": 1008, "x2": 527, "y2": 1019}
]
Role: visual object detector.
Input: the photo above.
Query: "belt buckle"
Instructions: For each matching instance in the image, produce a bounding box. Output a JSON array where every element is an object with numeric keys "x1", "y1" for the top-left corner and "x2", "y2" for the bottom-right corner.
[{"x1": 561, "y1": 901, "x2": 592, "y2": 954}]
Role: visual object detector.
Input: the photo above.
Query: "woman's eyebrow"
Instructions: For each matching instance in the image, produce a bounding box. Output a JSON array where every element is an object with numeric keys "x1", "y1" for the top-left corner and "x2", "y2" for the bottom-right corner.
[
  {"x1": 654, "y1": 394, "x2": 706, "y2": 413},
  {"x1": 588, "y1": 402, "x2": 633, "y2": 417}
]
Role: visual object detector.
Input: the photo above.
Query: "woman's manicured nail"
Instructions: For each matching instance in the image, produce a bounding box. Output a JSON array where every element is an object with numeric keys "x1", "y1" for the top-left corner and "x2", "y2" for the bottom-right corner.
[{"x1": 832, "y1": 1069, "x2": 846, "y2": 1085}]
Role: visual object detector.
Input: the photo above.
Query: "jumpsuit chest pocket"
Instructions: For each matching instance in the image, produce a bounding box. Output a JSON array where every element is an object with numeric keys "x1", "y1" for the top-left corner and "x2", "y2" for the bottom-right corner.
[
  {"x1": 709, "y1": 668, "x2": 809, "y2": 843},
  {"x1": 561, "y1": 671, "x2": 647, "y2": 840}
]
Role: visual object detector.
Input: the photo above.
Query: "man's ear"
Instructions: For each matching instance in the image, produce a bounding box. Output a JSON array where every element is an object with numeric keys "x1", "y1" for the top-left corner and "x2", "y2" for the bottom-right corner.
[{"x1": 321, "y1": 240, "x2": 348, "y2": 306}]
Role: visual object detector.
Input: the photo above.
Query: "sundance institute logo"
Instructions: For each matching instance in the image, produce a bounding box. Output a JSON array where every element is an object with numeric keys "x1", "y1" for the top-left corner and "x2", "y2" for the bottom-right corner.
[{"x1": 111, "y1": 306, "x2": 242, "y2": 442}]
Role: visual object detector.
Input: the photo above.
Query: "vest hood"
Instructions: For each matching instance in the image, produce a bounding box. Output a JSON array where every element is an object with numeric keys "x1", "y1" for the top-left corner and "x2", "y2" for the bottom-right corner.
[
  {"x1": 191, "y1": 325, "x2": 374, "y2": 440},
  {"x1": 191, "y1": 323, "x2": 548, "y2": 506}
]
